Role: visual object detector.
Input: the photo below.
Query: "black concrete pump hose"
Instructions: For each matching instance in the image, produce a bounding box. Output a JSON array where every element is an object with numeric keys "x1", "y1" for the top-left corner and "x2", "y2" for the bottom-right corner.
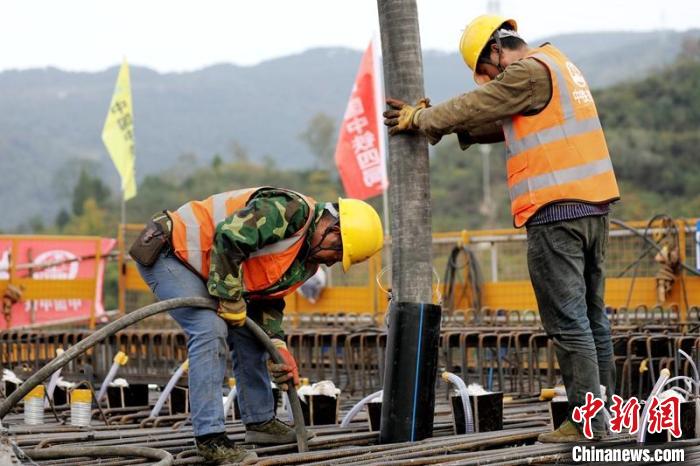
[{"x1": 0, "y1": 296, "x2": 309, "y2": 453}]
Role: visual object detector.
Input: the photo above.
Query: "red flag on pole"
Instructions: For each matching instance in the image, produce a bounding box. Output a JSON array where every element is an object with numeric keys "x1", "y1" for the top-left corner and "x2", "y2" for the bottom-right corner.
[{"x1": 334, "y1": 38, "x2": 387, "y2": 200}]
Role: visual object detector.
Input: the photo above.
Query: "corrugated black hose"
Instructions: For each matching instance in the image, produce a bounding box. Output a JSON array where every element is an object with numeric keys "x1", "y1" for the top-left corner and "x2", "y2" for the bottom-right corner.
[
  {"x1": 442, "y1": 245, "x2": 483, "y2": 314},
  {"x1": 0, "y1": 296, "x2": 309, "y2": 454}
]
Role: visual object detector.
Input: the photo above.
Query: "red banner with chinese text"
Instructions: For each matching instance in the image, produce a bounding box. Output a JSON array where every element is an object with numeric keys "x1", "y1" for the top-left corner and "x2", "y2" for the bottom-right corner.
[
  {"x1": 0, "y1": 238, "x2": 115, "y2": 329},
  {"x1": 334, "y1": 39, "x2": 388, "y2": 200}
]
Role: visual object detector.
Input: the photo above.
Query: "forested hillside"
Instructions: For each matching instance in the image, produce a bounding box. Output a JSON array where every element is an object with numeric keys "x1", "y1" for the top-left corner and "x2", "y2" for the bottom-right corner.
[
  {"x1": 597, "y1": 56, "x2": 700, "y2": 219},
  {"x1": 26, "y1": 43, "x2": 700, "y2": 238},
  {"x1": 1, "y1": 30, "x2": 698, "y2": 230}
]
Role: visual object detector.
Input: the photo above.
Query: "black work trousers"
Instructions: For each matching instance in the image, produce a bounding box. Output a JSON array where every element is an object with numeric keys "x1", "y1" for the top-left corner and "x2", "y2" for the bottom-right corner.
[{"x1": 527, "y1": 214, "x2": 614, "y2": 433}]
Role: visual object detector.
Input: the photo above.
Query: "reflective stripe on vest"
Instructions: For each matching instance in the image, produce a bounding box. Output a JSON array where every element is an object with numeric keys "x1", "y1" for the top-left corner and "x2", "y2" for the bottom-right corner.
[
  {"x1": 173, "y1": 188, "x2": 252, "y2": 274},
  {"x1": 504, "y1": 117, "x2": 602, "y2": 158},
  {"x1": 175, "y1": 202, "x2": 203, "y2": 276},
  {"x1": 169, "y1": 188, "x2": 316, "y2": 294},
  {"x1": 504, "y1": 51, "x2": 592, "y2": 158},
  {"x1": 509, "y1": 157, "x2": 613, "y2": 200},
  {"x1": 249, "y1": 235, "x2": 305, "y2": 258},
  {"x1": 502, "y1": 45, "x2": 619, "y2": 227},
  {"x1": 211, "y1": 191, "x2": 230, "y2": 225}
]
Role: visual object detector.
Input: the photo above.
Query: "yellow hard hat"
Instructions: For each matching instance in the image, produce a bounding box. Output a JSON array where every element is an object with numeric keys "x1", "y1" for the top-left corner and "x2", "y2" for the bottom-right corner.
[
  {"x1": 459, "y1": 15, "x2": 517, "y2": 84},
  {"x1": 338, "y1": 198, "x2": 383, "y2": 272}
]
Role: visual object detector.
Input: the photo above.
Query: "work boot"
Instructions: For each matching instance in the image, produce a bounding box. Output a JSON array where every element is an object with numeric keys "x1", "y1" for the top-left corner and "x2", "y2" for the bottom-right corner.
[
  {"x1": 537, "y1": 419, "x2": 604, "y2": 443},
  {"x1": 195, "y1": 433, "x2": 257, "y2": 464},
  {"x1": 245, "y1": 417, "x2": 315, "y2": 444}
]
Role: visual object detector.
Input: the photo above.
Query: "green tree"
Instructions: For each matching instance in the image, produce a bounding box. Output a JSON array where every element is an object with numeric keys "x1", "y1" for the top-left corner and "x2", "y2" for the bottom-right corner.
[
  {"x1": 680, "y1": 37, "x2": 700, "y2": 62},
  {"x1": 595, "y1": 57, "x2": 700, "y2": 220},
  {"x1": 211, "y1": 153, "x2": 223, "y2": 170},
  {"x1": 55, "y1": 209, "x2": 71, "y2": 230},
  {"x1": 27, "y1": 215, "x2": 45, "y2": 233},
  {"x1": 299, "y1": 113, "x2": 337, "y2": 172},
  {"x1": 72, "y1": 169, "x2": 112, "y2": 216},
  {"x1": 63, "y1": 198, "x2": 116, "y2": 236}
]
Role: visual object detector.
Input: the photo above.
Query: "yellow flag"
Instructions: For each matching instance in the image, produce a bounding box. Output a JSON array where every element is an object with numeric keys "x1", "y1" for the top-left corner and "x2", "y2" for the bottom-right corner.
[{"x1": 102, "y1": 59, "x2": 137, "y2": 200}]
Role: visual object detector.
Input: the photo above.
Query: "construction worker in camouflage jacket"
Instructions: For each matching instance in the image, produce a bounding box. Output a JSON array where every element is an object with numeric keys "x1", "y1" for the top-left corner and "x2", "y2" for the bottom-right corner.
[{"x1": 134, "y1": 186, "x2": 383, "y2": 464}]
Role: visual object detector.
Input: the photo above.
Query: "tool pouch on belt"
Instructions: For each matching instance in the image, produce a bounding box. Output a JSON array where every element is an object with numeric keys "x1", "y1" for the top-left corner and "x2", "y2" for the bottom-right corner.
[{"x1": 128, "y1": 213, "x2": 172, "y2": 267}]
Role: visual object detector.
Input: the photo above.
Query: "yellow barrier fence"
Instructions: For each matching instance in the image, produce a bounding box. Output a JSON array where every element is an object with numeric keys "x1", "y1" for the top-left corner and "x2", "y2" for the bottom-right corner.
[
  {"x1": 119, "y1": 218, "x2": 700, "y2": 322},
  {"x1": 0, "y1": 235, "x2": 108, "y2": 329}
]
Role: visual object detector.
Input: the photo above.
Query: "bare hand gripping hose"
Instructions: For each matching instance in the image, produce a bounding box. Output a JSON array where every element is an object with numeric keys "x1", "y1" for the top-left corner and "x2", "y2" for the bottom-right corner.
[{"x1": 0, "y1": 296, "x2": 309, "y2": 453}]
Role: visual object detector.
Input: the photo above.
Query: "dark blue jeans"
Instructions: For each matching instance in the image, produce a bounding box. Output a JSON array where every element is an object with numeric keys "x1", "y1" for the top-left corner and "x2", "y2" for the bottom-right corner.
[
  {"x1": 137, "y1": 250, "x2": 275, "y2": 436},
  {"x1": 527, "y1": 215, "x2": 614, "y2": 432}
]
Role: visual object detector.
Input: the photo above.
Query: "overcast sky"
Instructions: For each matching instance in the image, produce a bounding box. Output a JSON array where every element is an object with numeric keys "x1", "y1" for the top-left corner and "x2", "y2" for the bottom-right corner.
[{"x1": 3, "y1": 0, "x2": 699, "y2": 72}]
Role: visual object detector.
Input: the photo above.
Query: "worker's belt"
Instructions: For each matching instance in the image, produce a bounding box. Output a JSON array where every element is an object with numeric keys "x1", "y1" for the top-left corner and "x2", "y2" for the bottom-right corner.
[{"x1": 129, "y1": 212, "x2": 172, "y2": 267}]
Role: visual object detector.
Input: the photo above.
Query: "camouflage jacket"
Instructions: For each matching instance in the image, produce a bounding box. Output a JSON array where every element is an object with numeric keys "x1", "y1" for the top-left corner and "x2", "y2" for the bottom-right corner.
[
  {"x1": 206, "y1": 189, "x2": 323, "y2": 338},
  {"x1": 207, "y1": 189, "x2": 321, "y2": 300}
]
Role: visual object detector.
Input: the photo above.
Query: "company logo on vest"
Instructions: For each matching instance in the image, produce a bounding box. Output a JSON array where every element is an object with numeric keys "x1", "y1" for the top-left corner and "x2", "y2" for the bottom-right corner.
[{"x1": 566, "y1": 61, "x2": 587, "y2": 88}]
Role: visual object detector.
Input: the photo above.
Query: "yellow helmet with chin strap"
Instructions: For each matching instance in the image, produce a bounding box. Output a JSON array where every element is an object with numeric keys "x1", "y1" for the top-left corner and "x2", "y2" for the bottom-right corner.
[
  {"x1": 338, "y1": 198, "x2": 383, "y2": 272},
  {"x1": 459, "y1": 14, "x2": 517, "y2": 84}
]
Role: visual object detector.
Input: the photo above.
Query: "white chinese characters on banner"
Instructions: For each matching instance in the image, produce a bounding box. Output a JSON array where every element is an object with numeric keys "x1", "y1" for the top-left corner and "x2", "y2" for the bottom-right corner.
[
  {"x1": 334, "y1": 39, "x2": 387, "y2": 200},
  {"x1": 0, "y1": 250, "x2": 9, "y2": 280},
  {"x1": 342, "y1": 96, "x2": 382, "y2": 189},
  {"x1": 25, "y1": 250, "x2": 82, "y2": 314}
]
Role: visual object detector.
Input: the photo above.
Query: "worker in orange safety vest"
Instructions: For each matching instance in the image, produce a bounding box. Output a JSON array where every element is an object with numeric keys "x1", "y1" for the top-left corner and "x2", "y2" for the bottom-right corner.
[{"x1": 384, "y1": 15, "x2": 620, "y2": 443}]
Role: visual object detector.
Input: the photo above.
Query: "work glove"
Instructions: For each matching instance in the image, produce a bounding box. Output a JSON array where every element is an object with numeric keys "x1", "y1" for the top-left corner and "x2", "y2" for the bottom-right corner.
[
  {"x1": 383, "y1": 97, "x2": 431, "y2": 135},
  {"x1": 267, "y1": 338, "x2": 299, "y2": 391},
  {"x1": 217, "y1": 299, "x2": 246, "y2": 327},
  {"x1": 2, "y1": 285, "x2": 21, "y2": 327},
  {"x1": 2, "y1": 284, "x2": 22, "y2": 308}
]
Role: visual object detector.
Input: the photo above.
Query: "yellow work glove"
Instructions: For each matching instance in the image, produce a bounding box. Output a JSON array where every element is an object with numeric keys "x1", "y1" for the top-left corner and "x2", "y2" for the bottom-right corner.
[
  {"x1": 217, "y1": 299, "x2": 246, "y2": 327},
  {"x1": 267, "y1": 338, "x2": 299, "y2": 391},
  {"x1": 383, "y1": 97, "x2": 431, "y2": 135}
]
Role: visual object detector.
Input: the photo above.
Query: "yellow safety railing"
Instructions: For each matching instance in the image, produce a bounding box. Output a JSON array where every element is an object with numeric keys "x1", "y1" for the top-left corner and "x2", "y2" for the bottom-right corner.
[
  {"x1": 433, "y1": 218, "x2": 700, "y2": 320},
  {"x1": 119, "y1": 218, "x2": 700, "y2": 321}
]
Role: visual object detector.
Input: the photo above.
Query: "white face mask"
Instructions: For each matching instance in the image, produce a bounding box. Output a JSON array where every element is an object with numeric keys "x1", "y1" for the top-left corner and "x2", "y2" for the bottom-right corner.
[{"x1": 323, "y1": 202, "x2": 339, "y2": 220}]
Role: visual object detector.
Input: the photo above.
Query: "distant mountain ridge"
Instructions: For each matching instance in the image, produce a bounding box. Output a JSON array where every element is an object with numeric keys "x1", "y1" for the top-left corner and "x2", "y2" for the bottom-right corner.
[{"x1": 0, "y1": 29, "x2": 698, "y2": 229}]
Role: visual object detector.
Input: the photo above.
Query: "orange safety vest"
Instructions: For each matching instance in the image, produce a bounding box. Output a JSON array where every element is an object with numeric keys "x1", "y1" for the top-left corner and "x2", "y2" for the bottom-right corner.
[
  {"x1": 503, "y1": 44, "x2": 620, "y2": 228},
  {"x1": 168, "y1": 187, "x2": 317, "y2": 298}
]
